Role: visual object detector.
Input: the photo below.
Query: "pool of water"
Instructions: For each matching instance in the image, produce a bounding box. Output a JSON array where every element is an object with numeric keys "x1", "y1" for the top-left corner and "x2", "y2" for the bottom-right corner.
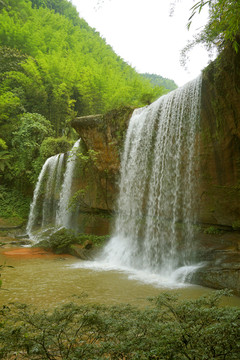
[{"x1": 1, "y1": 246, "x2": 240, "y2": 309}]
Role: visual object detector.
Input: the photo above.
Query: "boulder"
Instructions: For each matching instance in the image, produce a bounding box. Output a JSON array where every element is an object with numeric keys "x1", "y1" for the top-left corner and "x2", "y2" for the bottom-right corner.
[
  {"x1": 191, "y1": 231, "x2": 240, "y2": 295},
  {"x1": 70, "y1": 243, "x2": 100, "y2": 260}
]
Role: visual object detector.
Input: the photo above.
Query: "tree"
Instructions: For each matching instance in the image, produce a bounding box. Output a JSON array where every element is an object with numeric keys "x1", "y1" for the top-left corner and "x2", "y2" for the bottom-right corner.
[
  {"x1": 185, "y1": 0, "x2": 240, "y2": 56},
  {"x1": 0, "y1": 138, "x2": 11, "y2": 173},
  {"x1": 11, "y1": 113, "x2": 53, "y2": 183},
  {"x1": 0, "y1": 0, "x2": 170, "y2": 193}
]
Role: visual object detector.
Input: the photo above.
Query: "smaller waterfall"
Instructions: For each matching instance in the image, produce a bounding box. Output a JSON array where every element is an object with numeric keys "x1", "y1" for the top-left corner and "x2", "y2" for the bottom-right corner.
[
  {"x1": 26, "y1": 139, "x2": 80, "y2": 242},
  {"x1": 56, "y1": 139, "x2": 80, "y2": 229},
  {"x1": 41, "y1": 154, "x2": 63, "y2": 228}
]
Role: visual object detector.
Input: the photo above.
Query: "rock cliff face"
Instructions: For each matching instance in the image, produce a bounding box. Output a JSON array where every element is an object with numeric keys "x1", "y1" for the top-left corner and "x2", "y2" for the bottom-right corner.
[
  {"x1": 199, "y1": 45, "x2": 240, "y2": 227},
  {"x1": 71, "y1": 107, "x2": 133, "y2": 235},
  {"x1": 193, "y1": 44, "x2": 240, "y2": 294},
  {"x1": 72, "y1": 45, "x2": 240, "y2": 295}
]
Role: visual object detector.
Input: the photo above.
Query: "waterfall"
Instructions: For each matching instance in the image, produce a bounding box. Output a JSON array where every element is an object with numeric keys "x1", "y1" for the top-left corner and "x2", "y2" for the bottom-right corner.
[
  {"x1": 26, "y1": 154, "x2": 63, "y2": 240},
  {"x1": 56, "y1": 139, "x2": 80, "y2": 229},
  {"x1": 101, "y1": 76, "x2": 202, "y2": 280},
  {"x1": 41, "y1": 154, "x2": 63, "y2": 228},
  {"x1": 26, "y1": 139, "x2": 80, "y2": 242}
]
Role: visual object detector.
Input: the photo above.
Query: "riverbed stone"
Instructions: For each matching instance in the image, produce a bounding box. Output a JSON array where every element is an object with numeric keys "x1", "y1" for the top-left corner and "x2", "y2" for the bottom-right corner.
[
  {"x1": 70, "y1": 244, "x2": 100, "y2": 260},
  {"x1": 191, "y1": 231, "x2": 240, "y2": 295}
]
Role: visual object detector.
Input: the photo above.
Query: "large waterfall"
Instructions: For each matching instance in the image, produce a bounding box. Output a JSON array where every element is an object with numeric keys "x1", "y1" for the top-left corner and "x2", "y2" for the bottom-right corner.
[
  {"x1": 26, "y1": 139, "x2": 80, "y2": 242},
  {"x1": 100, "y1": 76, "x2": 202, "y2": 282}
]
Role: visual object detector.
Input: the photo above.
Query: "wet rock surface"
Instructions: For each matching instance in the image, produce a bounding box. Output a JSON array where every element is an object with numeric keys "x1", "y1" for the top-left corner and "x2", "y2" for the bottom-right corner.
[
  {"x1": 70, "y1": 243, "x2": 100, "y2": 260},
  {"x1": 199, "y1": 44, "x2": 240, "y2": 227},
  {"x1": 192, "y1": 231, "x2": 240, "y2": 295}
]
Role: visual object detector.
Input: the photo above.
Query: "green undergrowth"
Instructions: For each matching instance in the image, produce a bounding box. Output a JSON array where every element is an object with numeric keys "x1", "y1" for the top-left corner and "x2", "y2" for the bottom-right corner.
[
  {"x1": 36, "y1": 228, "x2": 110, "y2": 254},
  {"x1": 203, "y1": 225, "x2": 224, "y2": 235},
  {"x1": 0, "y1": 290, "x2": 239, "y2": 359},
  {"x1": 0, "y1": 185, "x2": 31, "y2": 225}
]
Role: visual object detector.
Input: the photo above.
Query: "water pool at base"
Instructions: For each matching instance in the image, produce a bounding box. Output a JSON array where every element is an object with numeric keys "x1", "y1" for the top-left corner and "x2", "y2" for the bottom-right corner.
[{"x1": 1, "y1": 247, "x2": 240, "y2": 309}]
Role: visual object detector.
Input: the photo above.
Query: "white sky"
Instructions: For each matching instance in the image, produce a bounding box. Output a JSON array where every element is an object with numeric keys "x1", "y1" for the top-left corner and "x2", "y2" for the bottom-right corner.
[{"x1": 71, "y1": 0, "x2": 213, "y2": 86}]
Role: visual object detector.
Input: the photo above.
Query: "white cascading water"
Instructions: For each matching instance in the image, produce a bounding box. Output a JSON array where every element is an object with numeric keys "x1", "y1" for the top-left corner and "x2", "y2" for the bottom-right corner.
[
  {"x1": 26, "y1": 154, "x2": 62, "y2": 240},
  {"x1": 56, "y1": 139, "x2": 80, "y2": 229},
  {"x1": 100, "y1": 76, "x2": 202, "y2": 283},
  {"x1": 26, "y1": 139, "x2": 80, "y2": 242},
  {"x1": 41, "y1": 154, "x2": 62, "y2": 228}
]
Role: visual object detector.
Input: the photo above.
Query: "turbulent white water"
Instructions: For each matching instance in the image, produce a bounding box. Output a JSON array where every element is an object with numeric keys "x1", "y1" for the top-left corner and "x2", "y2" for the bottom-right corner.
[
  {"x1": 100, "y1": 76, "x2": 202, "y2": 282},
  {"x1": 26, "y1": 140, "x2": 80, "y2": 242}
]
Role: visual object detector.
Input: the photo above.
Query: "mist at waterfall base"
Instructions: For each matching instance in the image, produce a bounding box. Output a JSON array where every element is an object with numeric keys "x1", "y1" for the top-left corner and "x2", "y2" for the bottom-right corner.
[
  {"x1": 72, "y1": 76, "x2": 204, "y2": 288},
  {"x1": 26, "y1": 139, "x2": 81, "y2": 242}
]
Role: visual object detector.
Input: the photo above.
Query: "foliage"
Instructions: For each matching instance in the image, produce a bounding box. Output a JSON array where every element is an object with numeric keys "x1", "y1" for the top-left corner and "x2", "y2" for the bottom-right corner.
[
  {"x1": 182, "y1": 0, "x2": 240, "y2": 64},
  {"x1": 204, "y1": 225, "x2": 223, "y2": 235},
  {"x1": 11, "y1": 112, "x2": 53, "y2": 183},
  {"x1": 0, "y1": 0, "x2": 166, "y2": 127},
  {"x1": 45, "y1": 228, "x2": 78, "y2": 254},
  {"x1": 0, "y1": 0, "x2": 170, "y2": 199},
  {"x1": 0, "y1": 185, "x2": 31, "y2": 220},
  {"x1": 0, "y1": 150, "x2": 11, "y2": 172},
  {"x1": 39, "y1": 136, "x2": 72, "y2": 161},
  {"x1": 140, "y1": 73, "x2": 178, "y2": 91},
  {"x1": 0, "y1": 138, "x2": 11, "y2": 173},
  {"x1": 76, "y1": 233, "x2": 110, "y2": 247},
  {"x1": 0, "y1": 290, "x2": 239, "y2": 359},
  {"x1": 0, "y1": 46, "x2": 27, "y2": 76},
  {"x1": 37, "y1": 228, "x2": 109, "y2": 253},
  {"x1": 0, "y1": 139, "x2": 7, "y2": 150}
]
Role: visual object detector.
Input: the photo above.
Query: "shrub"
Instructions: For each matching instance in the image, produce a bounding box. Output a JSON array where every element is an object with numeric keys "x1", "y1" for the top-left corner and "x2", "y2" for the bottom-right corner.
[
  {"x1": 204, "y1": 226, "x2": 223, "y2": 235},
  {"x1": 0, "y1": 290, "x2": 239, "y2": 359},
  {"x1": 37, "y1": 228, "x2": 110, "y2": 254},
  {"x1": 76, "y1": 233, "x2": 110, "y2": 247},
  {"x1": 0, "y1": 185, "x2": 31, "y2": 221},
  {"x1": 39, "y1": 137, "x2": 73, "y2": 161},
  {"x1": 37, "y1": 228, "x2": 77, "y2": 254}
]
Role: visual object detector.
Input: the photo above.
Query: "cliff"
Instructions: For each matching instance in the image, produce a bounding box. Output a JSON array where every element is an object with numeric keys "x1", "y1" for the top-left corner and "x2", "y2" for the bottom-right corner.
[
  {"x1": 199, "y1": 44, "x2": 240, "y2": 227},
  {"x1": 192, "y1": 44, "x2": 240, "y2": 294},
  {"x1": 71, "y1": 107, "x2": 133, "y2": 235},
  {"x1": 71, "y1": 45, "x2": 240, "y2": 294}
]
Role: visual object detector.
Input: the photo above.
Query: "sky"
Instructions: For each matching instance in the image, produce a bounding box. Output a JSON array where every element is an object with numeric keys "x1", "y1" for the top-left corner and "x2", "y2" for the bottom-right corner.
[{"x1": 71, "y1": 0, "x2": 213, "y2": 86}]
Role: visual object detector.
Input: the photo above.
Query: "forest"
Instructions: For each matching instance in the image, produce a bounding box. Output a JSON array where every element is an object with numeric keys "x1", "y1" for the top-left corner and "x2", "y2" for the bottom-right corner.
[
  {"x1": 0, "y1": 1, "x2": 240, "y2": 359},
  {"x1": 1, "y1": 0, "x2": 239, "y2": 222},
  {"x1": 0, "y1": 0, "x2": 173, "y2": 222}
]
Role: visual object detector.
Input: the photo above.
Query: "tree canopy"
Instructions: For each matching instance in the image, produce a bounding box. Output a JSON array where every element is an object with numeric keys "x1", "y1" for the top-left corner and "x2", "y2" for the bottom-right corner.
[
  {"x1": 140, "y1": 73, "x2": 178, "y2": 92},
  {"x1": 0, "y1": 0, "x2": 171, "y2": 189},
  {"x1": 183, "y1": 0, "x2": 240, "y2": 60}
]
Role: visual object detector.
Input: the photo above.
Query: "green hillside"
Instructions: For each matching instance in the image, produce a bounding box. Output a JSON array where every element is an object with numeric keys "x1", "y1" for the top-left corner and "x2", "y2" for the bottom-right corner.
[
  {"x1": 140, "y1": 73, "x2": 178, "y2": 92},
  {"x1": 0, "y1": 0, "x2": 171, "y2": 190}
]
